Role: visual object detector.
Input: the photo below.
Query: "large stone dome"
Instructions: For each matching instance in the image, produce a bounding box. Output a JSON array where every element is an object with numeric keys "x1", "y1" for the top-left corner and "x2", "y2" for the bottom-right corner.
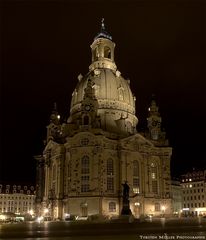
[{"x1": 69, "y1": 22, "x2": 138, "y2": 136}]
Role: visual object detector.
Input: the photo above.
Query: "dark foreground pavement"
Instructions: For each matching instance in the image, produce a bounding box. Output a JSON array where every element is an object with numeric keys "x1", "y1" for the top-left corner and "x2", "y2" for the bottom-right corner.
[{"x1": 0, "y1": 218, "x2": 206, "y2": 239}]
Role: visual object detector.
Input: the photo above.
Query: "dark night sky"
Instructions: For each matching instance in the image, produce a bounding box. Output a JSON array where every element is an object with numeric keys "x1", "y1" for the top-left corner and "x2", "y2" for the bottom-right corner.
[{"x1": 1, "y1": 0, "x2": 205, "y2": 183}]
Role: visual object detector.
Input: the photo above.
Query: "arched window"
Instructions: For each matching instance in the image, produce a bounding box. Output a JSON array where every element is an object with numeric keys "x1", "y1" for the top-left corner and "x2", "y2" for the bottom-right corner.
[
  {"x1": 107, "y1": 158, "x2": 114, "y2": 175},
  {"x1": 151, "y1": 163, "x2": 158, "y2": 194},
  {"x1": 104, "y1": 46, "x2": 111, "y2": 59},
  {"x1": 118, "y1": 88, "x2": 124, "y2": 101},
  {"x1": 133, "y1": 160, "x2": 140, "y2": 194},
  {"x1": 107, "y1": 158, "x2": 114, "y2": 191},
  {"x1": 93, "y1": 47, "x2": 99, "y2": 61},
  {"x1": 81, "y1": 156, "x2": 89, "y2": 174},
  {"x1": 83, "y1": 115, "x2": 89, "y2": 125},
  {"x1": 81, "y1": 156, "x2": 90, "y2": 192}
]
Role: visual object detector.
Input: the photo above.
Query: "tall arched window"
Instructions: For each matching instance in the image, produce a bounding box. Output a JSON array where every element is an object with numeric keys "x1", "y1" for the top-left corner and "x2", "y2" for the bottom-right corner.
[
  {"x1": 151, "y1": 163, "x2": 158, "y2": 194},
  {"x1": 93, "y1": 47, "x2": 99, "y2": 61},
  {"x1": 104, "y1": 46, "x2": 111, "y2": 59},
  {"x1": 107, "y1": 158, "x2": 114, "y2": 191},
  {"x1": 52, "y1": 164, "x2": 56, "y2": 193},
  {"x1": 133, "y1": 160, "x2": 140, "y2": 194},
  {"x1": 118, "y1": 88, "x2": 124, "y2": 101},
  {"x1": 81, "y1": 156, "x2": 90, "y2": 192},
  {"x1": 83, "y1": 115, "x2": 89, "y2": 125}
]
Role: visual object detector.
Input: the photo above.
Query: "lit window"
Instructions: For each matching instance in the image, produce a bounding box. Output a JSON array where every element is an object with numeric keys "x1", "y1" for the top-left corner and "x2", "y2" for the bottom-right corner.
[
  {"x1": 107, "y1": 177, "x2": 114, "y2": 191},
  {"x1": 109, "y1": 202, "x2": 116, "y2": 212},
  {"x1": 81, "y1": 156, "x2": 89, "y2": 174},
  {"x1": 81, "y1": 156, "x2": 90, "y2": 193},
  {"x1": 133, "y1": 160, "x2": 140, "y2": 193},
  {"x1": 107, "y1": 159, "x2": 114, "y2": 191},
  {"x1": 81, "y1": 176, "x2": 89, "y2": 192},
  {"x1": 155, "y1": 203, "x2": 160, "y2": 211},
  {"x1": 152, "y1": 181, "x2": 158, "y2": 194}
]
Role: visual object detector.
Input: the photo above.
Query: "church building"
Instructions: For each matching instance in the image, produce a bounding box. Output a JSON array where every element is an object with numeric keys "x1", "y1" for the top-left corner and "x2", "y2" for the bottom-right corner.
[{"x1": 36, "y1": 20, "x2": 172, "y2": 220}]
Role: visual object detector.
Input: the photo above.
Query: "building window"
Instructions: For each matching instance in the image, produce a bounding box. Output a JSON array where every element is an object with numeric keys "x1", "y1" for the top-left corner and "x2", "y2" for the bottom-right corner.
[
  {"x1": 80, "y1": 138, "x2": 89, "y2": 146},
  {"x1": 83, "y1": 115, "x2": 89, "y2": 125},
  {"x1": 81, "y1": 176, "x2": 89, "y2": 192},
  {"x1": 107, "y1": 177, "x2": 114, "y2": 191},
  {"x1": 151, "y1": 163, "x2": 158, "y2": 194},
  {"x1": 104, "y1": 46, "x2": 111, "y2": 59},
  {"x1": 109, "y1": 202, "x2": 116, "y2": 212},
  {"x1": 81, "y1": 156, "x2": 89, "y2": 174},
  {"x1": 118, "y1": 88, "x2": 124, "y2": 101},
  {"x1": 133, "y1": 160, "x2": 140, "y2": 193},
  {"x1": 152, "y1": 181, "x2": 158, "y2": 194},
  {"x1": 107, "y1": 159, "x2": 114, "y2": 191},
  {"x1": 155, "y1": 203, "x2": 160, "y2": 212},
  {"x1": 151, "y1": 163, "x2": 157, "y2": 179},
  {"x1": 107, "y1": 159, "x2": 114, "y2": 175},
  {"x1": 81, "y1": 156, "x2": 90, "y2": 193}
]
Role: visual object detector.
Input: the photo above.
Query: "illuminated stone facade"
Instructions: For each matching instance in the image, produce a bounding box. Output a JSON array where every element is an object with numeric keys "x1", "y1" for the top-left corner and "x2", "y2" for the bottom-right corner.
[
  {"x1": 37, "y1": 20, "x2": 172, "y2": 220},
  {"x1": 181, "y1": 170, "x2": 206, "y2": 216},
  {"x1": 0, "y1": 184, "x2": 35, "y2": 215}
]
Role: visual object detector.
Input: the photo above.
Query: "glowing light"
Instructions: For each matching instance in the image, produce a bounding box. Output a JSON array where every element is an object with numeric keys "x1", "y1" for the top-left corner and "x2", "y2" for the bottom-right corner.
[
  {"x1": 134, "y1": 202, "x2": 140, "y2": 206},
  {"x1": 0, "y1": 215, "x2": 6, "y2": 220},
  {"x1": 44, "y1": 208, "x2": 49, "y2": 214},
  {"x1": 57, "y1": 115, "x2": 60, "y2": 119},
  {"x1": 28, "y1": 209, "x2": 34, "y2": 215},
  {"x1": 133, "y1": 188, "x2": 139, "y2": 194},
  {"x1": 161, "y1": 206, "x2": 166, "y2": 211},
  {"x1": 36, "y1": 216, "x2": 43, "y2": 223},
  {"x1": 189, "y1": 178, "x2": 192, "y2": 181},
  {"x1": 189, "y1": 184, "x2": 192, "y2": 188}
]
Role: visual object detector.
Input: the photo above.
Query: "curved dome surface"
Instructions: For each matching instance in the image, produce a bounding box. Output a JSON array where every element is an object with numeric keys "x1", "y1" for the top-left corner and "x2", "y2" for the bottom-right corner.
[
  {"x1": 70, "y1": 68, "x2": 138, "y2": 135},
  {"x1": 69, "y1": 27, "x2": 138, "y2": 135},
  {"x1": 71, "y1": 69, "x2": 135, "y2": 112}
]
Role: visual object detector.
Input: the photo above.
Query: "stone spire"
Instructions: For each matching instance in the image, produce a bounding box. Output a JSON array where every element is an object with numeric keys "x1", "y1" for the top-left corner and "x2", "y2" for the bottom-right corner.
[{"x1": 50, "y1": 102, "x2": 60, "y2": 125}]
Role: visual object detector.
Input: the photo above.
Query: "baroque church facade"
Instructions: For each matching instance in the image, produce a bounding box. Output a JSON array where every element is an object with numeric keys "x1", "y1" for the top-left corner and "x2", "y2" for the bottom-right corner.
[{"x1": 36, "y1": 20, "x2": 172, "y2": 219}]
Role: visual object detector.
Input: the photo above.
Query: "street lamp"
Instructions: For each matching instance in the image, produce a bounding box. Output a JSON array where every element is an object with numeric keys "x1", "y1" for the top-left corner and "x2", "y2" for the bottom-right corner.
[
  {"x1": 161, "y1": 206, "x2": 166, "y2": 217},
  {"x1": 44, "y1": 208, "x2": 49, "y2": 214}
]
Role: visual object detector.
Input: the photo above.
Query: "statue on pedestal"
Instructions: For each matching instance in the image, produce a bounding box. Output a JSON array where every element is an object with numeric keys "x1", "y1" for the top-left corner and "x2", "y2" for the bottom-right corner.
[{"x1": 121, "y1": 181, "x2": 132, "y2": 215}]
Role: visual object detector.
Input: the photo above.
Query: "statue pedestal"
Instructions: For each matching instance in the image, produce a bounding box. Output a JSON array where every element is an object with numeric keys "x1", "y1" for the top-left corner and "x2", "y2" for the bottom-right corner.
[{"x1": 121, "y1": 199, "x2": 132, "y2": 215}]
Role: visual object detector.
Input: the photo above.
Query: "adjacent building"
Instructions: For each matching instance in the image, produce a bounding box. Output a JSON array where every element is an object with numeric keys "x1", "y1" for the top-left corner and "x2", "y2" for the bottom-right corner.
[
  {"x1": 0, "y1": 183, "x2": 36, "y2": 215},
  {"x1": 181, "y1": 169, "x2": 206, "y2": 216},
  {"x1": 171, "y1": 179, "x2": 182, "y2": 216},
  {"x1": 36, "y1": 20, "x2": 173, "y2": 220}
]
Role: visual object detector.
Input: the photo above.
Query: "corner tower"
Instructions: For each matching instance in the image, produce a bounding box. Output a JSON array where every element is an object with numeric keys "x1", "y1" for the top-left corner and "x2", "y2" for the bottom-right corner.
[{"x1": 69, "y1": 19, "x2": 138, "y2": 136}]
